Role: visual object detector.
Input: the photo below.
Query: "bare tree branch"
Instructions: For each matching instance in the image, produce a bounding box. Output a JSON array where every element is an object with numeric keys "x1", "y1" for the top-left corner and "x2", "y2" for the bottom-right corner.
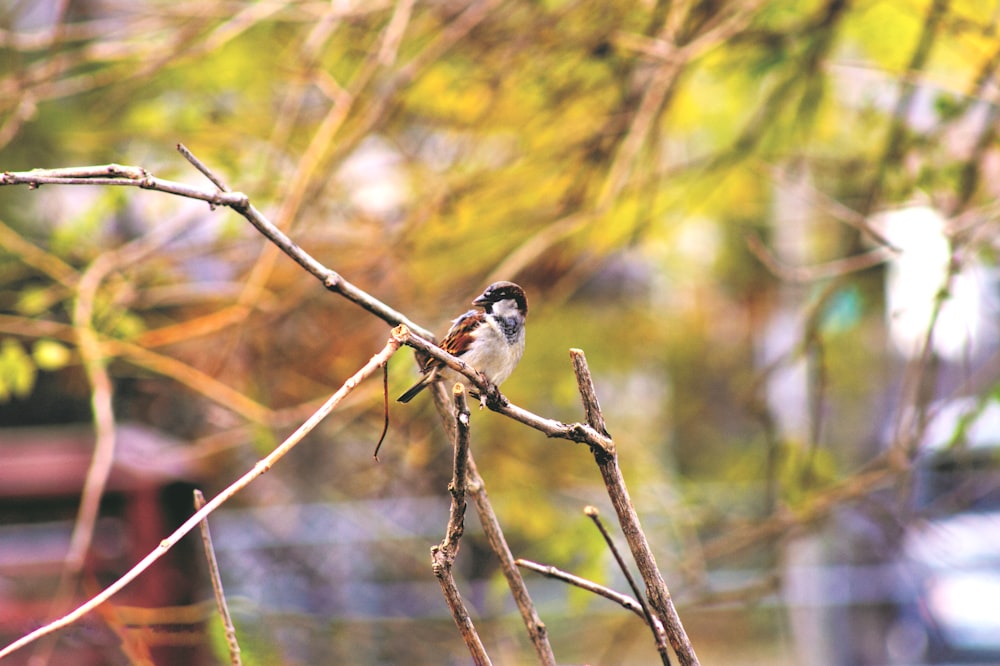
[
  {"x1": 745, "y1": 231, "x2": 894, "y2": 283},
  {"x1": 570, "y1": 349, "x2": 698, "y2": 666},
  {"x1": 431, "y1": 385, "x2": 491, "y2": 665},
  {"x1": 0, "y1": 160, "x2": 434, "y2": 340}
]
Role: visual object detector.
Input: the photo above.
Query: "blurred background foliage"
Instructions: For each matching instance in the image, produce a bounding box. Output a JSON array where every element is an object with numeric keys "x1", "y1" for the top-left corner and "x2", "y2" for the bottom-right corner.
[{"x1": 2, "y1": 0, "x2": 1000, "y2": 664}]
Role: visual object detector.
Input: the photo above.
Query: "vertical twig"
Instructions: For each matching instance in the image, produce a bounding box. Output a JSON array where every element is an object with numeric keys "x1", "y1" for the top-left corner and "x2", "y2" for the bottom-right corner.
[
  {"x1": 427, "y1": 383, "x2": 556, "y2": 666},
  {"x1": 570, "y1": 348, "x2": 699, "y2": 666},
  {"x1": 193, "y1": 490, "x2": 242, "y2": 666},
  {"x1": 585, "y1": 506, "x2": 671, "y2": 664},
  {"x1": 431, "y1": 385, "x2": 491, "y2": 666},
  {"x1": 465, "y1": 456, "x2": 556, "y2": 666}
]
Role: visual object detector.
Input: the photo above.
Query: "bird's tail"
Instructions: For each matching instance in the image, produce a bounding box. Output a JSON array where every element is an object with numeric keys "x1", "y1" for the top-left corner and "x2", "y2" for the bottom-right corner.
[{"x1": 396, "y1": 379, "x2": 429, "y2": 403}]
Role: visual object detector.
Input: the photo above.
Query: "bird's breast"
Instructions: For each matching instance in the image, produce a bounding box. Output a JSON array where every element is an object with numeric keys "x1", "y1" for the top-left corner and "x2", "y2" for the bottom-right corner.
[{"x1": 460, "y1": 318, "x2": 524, "y2": 385}]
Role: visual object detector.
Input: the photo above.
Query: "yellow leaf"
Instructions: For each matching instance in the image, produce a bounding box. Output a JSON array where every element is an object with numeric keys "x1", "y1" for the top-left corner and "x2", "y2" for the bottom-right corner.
[{"x1": 32, "y1": 339, "x2": 71, "y2": 371}]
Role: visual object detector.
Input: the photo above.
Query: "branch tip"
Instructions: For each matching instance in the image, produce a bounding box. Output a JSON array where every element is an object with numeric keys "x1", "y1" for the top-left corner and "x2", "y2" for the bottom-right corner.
[{"x1": 569, "y1": 348, "x2": 612, "y2": 440}]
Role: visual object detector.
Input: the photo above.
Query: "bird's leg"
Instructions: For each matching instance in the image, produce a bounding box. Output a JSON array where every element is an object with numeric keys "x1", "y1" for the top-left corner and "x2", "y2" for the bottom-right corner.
[
  {"x1": 483, "y1": 379, "x2": 508, "y2": 410},
  {"x1": 468, "y1": 371, "x2": 489, "y2": 409},
  {"x1": 468, "y1": 373, "x2": 508, "y2": 409}
]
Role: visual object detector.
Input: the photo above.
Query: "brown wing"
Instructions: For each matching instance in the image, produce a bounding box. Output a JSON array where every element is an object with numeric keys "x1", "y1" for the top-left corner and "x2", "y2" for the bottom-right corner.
[
  {"x1": 440, "y1": 310, "x2": 483, "y2": 357},
  {"x1": 399, "y1": 310, "x2": 485, "y2": 403}
]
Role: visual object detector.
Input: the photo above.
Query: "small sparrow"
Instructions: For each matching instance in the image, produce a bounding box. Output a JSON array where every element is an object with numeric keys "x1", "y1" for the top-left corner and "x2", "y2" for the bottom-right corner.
[{"x1": 397, "y1": 281, "x2": 527, "y2": 404}]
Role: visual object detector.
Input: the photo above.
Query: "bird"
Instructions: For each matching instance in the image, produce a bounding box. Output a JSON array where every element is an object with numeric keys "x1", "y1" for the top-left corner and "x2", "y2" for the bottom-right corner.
[{"x1": 397, "y1": 281, "x2": 527, "y2": 404}]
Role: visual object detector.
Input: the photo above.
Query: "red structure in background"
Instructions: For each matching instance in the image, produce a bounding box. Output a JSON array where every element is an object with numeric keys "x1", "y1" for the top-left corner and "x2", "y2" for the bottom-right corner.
[{"x1": 0, "y1": 424, "x2": 213, "y2": 665}]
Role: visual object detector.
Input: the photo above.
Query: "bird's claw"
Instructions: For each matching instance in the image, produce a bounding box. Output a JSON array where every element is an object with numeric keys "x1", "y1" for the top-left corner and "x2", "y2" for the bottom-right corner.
[
  {"x1": 468, "y1": 373, "x2": 507, "y2": 409},
  {"x1": 483, "y1": 382, "x2": 507, "y2": 409}
]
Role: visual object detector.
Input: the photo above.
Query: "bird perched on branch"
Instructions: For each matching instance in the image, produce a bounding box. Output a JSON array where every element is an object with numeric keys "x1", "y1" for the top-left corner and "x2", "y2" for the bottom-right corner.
[{"x1": 397, "y1": 281, "x2": 527, "y2": 403}]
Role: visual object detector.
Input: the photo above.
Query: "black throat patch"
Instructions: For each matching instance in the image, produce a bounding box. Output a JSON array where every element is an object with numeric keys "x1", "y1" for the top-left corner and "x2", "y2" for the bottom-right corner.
[{"x1": 495, "y1": 315, "x2": 522, "y2": 344}]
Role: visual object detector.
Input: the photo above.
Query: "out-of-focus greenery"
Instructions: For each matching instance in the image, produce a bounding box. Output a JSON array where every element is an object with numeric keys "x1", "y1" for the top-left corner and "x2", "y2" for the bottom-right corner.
[{"x1": 2, "y1": 0, "x2": 999, "y2": 663}]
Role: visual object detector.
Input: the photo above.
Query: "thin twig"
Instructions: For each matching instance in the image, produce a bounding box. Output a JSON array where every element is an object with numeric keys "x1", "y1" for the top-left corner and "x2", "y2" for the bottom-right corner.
[
  {"x1": 761, "y1": 163, "x2": 899, "y2": 249},
  {"x1": 0, "y1": 218, "x2": 79, "y2": 286},
  {"x1": 193, "y1": 489, "x2": 242, "y2": 666},
  {"x1": 373, "y1": 362, "x2": 390, "y2": 461},
  {"x1": 697, "y1": 461, "x2": 896, "y2": 563},
  {"x1": 178, "y1": 142, "x2": 231, "y2": 192},
  {"x1": 585, "y1": 506, "x2": 670, "y2": 664},
  {"x1": 431, "y1": 385, "x2": 490, "y2": 666},
  {"x1": 515, "y1": 558, "x2": 645, "y2": 619},
  {"x1": 0, "y1": 334, "x2": 403, "y2": 660}
]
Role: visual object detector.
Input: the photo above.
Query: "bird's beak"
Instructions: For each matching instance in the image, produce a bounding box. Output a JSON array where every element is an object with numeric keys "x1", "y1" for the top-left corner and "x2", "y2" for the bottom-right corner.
[{"x1": 472, "y1": 290, "x2": 491, "y2": 307}]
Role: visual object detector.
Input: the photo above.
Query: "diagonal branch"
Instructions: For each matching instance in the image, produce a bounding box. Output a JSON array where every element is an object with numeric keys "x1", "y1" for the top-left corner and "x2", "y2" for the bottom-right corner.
[
  {"x1": 516, "y1": 558, "x2": 646, "y2": 618},
  {"x1": 585, "y1": 506, "x2": 671, "y2": 664},
  {"x1": 0, "y1": 158, "x2": 434, "y2": 340},
  {"x1": 571, "y1": 349, "x2": 698, "y2": 666},
  {"x1": 0, "y1": 333, "x2": 404, "y2": 661}
]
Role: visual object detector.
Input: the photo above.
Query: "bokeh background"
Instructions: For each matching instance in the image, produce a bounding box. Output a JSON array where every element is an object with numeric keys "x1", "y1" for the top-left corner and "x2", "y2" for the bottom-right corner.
[{"x1": 2, "y1": 0, "x2": 1000, "y2": 664}]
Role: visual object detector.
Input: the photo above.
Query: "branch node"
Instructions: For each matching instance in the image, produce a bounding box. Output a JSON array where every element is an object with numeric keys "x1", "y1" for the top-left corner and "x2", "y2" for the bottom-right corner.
[
  {"x1": 391, "y1": 324, "x2": 411, "y2": 344},
  {"x1": 323, "y1": 272, "x2": 344, "y2": 291}
]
